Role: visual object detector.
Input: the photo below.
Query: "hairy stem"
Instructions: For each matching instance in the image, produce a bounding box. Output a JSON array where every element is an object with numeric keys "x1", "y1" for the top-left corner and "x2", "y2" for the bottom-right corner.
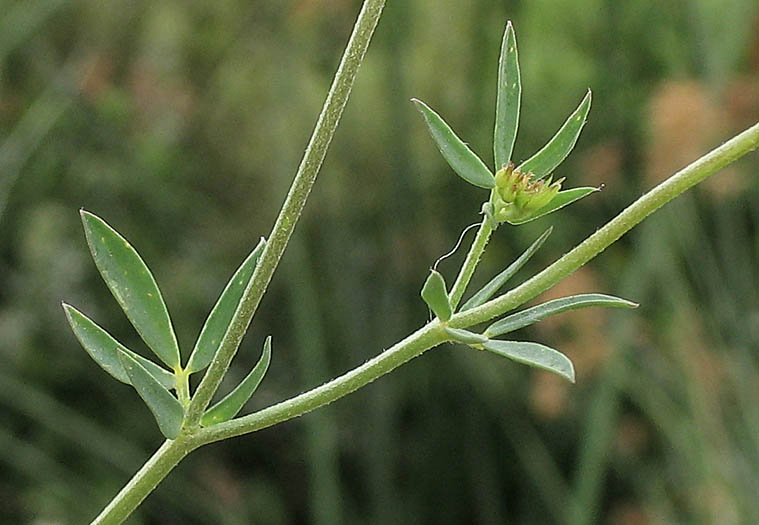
[
  {"x1": 450, "y1": 121, "x2": 759, "y2": 328},
  {"x1": 92, "y1": 1, "x2": 387, "y2": 522},
  {"x1": 448, "y1": 217, "x2": 493, "y2": 310},
  {"x1": 196, "y1": 322, "x2": 448, "y2": 444},
  {"x1": 196, "y1": 120, "x2": 759, "y2": 445},
  {"x1": 185, "y1": 0, "x2": 387, "y2": 426},
  {"x1": 91, "y1": 437, "x2": 199, "y2": 525}
]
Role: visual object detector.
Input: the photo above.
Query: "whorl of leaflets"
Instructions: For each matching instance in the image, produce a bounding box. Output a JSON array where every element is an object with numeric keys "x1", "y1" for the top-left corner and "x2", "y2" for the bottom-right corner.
[
  {"x1": 65, "y1": 211, "x2": 273, "y2": 438},
  {"x1": 413, "y1": 22, "x2": 637, "y2": 382}
]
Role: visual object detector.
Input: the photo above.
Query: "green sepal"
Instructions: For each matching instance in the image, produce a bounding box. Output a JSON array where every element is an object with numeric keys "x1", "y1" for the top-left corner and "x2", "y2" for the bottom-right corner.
[
  {"x1": 117, "y1": 350, "x2": 185, "y2": 439},
  {"x1": 444, "y1": 327, "x2": 489, "y2": 345},
  {"x1": 494, "y1": 21, "x2": 521, "y2": 169},
  {"x1": 187, "y1": 238, "x2": 266, "y2": 373},
  {"x1": 461, "y1": 227, "x2": 552, "y2": 311},
  {"x1": 63, "y1": 303, "x2": 175, "y2": 390},
  {"x1": 482, "y1": 340, "x2": 575, "y2": 383},
  {"x1": 81, "y1": 210, "x2": 180, "y2": 370},
  {"x1": 201, "y1": 336, "x2": 272, "y2": 427},
  {"x1": 516, "y1": 89, "x2": 592, "y2": 180},
  {"x1": 412, "y1": 98, "x2": 495, "y2": 189},
  {"x1": 485, "y1": 293, "x2": 638, "y2": 338},
  {"x1": 421, "y1": 269, "x2": 452, "y2": 321},
  {"x1": 505, "y1": 186, "x2": 599, "y2": 225}
]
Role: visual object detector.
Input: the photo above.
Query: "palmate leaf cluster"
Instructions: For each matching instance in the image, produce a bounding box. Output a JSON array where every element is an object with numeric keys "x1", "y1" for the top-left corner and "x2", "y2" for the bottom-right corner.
[
  {"x1": 417, "y1": 22, "x2": 638, "y2": 382},
  {"x1": 63, "y1": 211, "x2": 271, "y2": 438},
  {"x1": 413, "y1": 22, "x2": 598, "y2": 227}
]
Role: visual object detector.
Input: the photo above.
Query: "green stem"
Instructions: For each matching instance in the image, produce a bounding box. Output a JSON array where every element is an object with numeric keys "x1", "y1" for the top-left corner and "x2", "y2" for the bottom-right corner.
[
  {"x1": 185, "y1": 0, "x2": 387, "y2": 427},
  {"x1": 92, "y1": 1, "x2": 387, "y2": 522},
  {"x1": 195, "y1": 120, "x2": 758, "y2": 446},
  {"x1": 91, "y1": 437, "x2": 199, "y2": 525},
  {"x1": 175, "y1": 370, "x2": 190, "y2": 408},
  {"x1": 449, "y1": 120, "x2": 759, "y2": 328},
  {"x1": 448, "y1": 218, "x2": 493, "y2": 310},
  {"x1": 195, "y1": 322, "x2": 448, "y2": 444}
]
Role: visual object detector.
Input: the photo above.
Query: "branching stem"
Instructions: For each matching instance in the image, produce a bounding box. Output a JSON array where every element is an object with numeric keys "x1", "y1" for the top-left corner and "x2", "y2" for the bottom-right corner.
[
  {"x1": 92, "y1": 1, "x2": 386, "y2": 522},
  {"x1": 185, "y1": 0, "x2": 387, "y2": 426},
  {"x1": 195, "y1": 121, "x2": 759, "y2": 446},
  {"x1": 90, "y1": 1, "x2": 759, "y2": 517}
]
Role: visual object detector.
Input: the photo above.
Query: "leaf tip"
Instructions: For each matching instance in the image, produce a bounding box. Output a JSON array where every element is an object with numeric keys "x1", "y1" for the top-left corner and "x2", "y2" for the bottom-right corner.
[
  {"x1": 582, "y1": 89, "x2": 592, "y2": 111},
  {"x1": 62, "y1": 303, "x2": 75, "y2": 326},
  {"x1": 410, "y1": 98, "x2": 428, "y2": 116},
  {"x1": 263, "y1": 335, "x2": 273, "y2": 356}
]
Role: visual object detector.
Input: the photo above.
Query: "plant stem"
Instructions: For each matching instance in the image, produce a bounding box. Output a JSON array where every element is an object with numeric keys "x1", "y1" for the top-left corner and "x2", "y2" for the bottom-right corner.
[
  {"x1": 185, "y1": 0, "x2": 387, "y2": 426},
  {"x1": 175, "y1": 370, "x2": 190, "y2": 408},
  {"x1": 448, "y1": 218, "x2": 493, "y2": 310},
  {"x1": 92, "y1": 1, "x2": 387, "y2": 522},
  {"x1": 91, "y1": 436, "x2": 199, "y2": 525},
  {"x1": 195, "y1": 322, "x2": 448, "y2": 444},
  {"x1": 195, "y1": 120, "x2": 758, "y2": 445},
  {"x1": 449, "y1": 120, "x2": 759, "y2": 328}
]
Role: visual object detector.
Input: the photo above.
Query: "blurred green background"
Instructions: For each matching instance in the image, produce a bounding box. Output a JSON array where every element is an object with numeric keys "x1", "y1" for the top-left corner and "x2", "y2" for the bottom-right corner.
[{"x1": 2, "y1": 0, "x2": 759, "y2": 523}]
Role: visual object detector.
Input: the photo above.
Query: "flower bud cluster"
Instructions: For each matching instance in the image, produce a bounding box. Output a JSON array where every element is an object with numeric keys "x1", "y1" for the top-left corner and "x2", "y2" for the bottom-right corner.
[{"x1": 488, "y1": 163, "x2": 563, "y2": 223}]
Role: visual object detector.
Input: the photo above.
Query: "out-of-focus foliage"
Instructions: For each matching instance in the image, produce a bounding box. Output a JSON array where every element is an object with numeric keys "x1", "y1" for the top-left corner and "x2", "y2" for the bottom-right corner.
[{"x1": 1, "y1": 0, "x2": 758, "y2": 523}]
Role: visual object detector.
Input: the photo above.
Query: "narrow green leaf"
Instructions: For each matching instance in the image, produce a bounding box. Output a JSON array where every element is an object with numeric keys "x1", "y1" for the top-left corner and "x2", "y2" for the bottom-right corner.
[
  {"x1": 63, "y1": 303, "x2": 175, "y2": 390},
  {"x1": 118, "y1": 351, "x2": 184, "y2": 439},
  {"x1": 412, "y1": 98, "x2": 495, "y2": 189},
  {"x1": 494, "y1": 21, "x2": 521, "y2": 169},
  {"x1": 201, "y1": 336, "x2": 272, "y2": 427},
  {"x1": 506, "y1": 186, "x2": 599, "y2": 225},
  {"x1": 485, "y1": 293, "x2": 638, "y2": 338},
  {"x1": 516, "y1": 89, "x2": 592, "y2": 179},
  {"x1": 421, "y1": 269, "x2": 452, "y2": 321},
  {"x1": 460, "y1": 227, "x2": 552, "y2": 311},
  {"x1": 482, "y1": 340, "x2": 575, "y2": 383},
  {"x1": 187, "y1": 238, "x2": 266, "y2": 373},
  {"x1": 444, "y1": 327, "x2": 489, "y2": 345},
  {"x1": 81, "y1": 211, "x2": 180, "y2": 369}
]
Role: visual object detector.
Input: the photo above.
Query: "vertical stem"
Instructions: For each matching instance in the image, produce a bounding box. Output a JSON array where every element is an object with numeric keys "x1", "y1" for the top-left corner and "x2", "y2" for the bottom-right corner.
[
  {"x1": 92, "y1": 2, "x2": 389, "y2": 522},
  {"x1": 185, "y1": 0, "x2": 387, "y2": 426},
  {"x1": 448, "y1": 218, "x2": 493, "y2": 310}
]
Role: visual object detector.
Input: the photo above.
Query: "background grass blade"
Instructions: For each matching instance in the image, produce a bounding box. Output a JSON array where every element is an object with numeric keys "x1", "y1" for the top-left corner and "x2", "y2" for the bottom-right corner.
[
  {"x1": 516, "y1": 90, "x2": 591, "y2": 179},
  {"x1": 482, "y1": 340, "x2": 575, "y2": 382},
  {"x1": 63, "y1": 304, "x2": 176, "y2": 390},
  {"x1": 460, "y1": 227, "x2": 552, "y2": 311},
  {"x1": 81, "y1": 210, "x2": 181, "y2": 370},
  {"x1": 412, "y1": 98, "x2": 495, "y2": 188},
  {"x1": 506, "y1": 187, "x2": 599, "y2": 225},
  {"x1": 201, "y1": 336, "x2": 272, "y2": 426},
  {"x1": 494, "y1": 21, "x2": 521, "y2": 169},
  {"x1": 421, "y1": 269, "x2": 452, "y2": 321},
  {"x1": 187, "y1": 238, "x2": 266, "y2": 373},
  {"x1": 485, "y1": 293, "x2": 638, "y2": 337},
  {"x1": 118, "y1": 351, "x2": 184, "y2": 439}
]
